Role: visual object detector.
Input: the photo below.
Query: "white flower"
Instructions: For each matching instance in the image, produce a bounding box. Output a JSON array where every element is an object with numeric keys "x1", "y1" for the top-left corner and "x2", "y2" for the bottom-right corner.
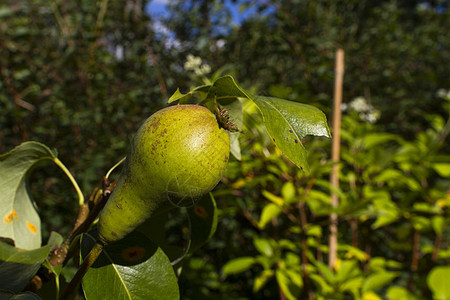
[
  {"x1": 184, "y1": 54, "x2": 202, "y2": 71},
  {"x1": 184, "y1": 54, "x2": 211, "y2": 76},
  {"x1": 365, "y1": 111, "x2": 380, "y2": 123},
  {"x1": 347, "y1": 96, "x2": 380, "y2": 123},
  {"x1": 436, "y1": 89, "x2": 450, "y2": 100},
  {"x1": 349, "y1": 97, "x2": 371, "y2": 113}
]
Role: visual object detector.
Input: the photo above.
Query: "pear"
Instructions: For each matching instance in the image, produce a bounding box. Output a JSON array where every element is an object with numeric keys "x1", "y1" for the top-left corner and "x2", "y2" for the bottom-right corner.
[
  {"x1": 97, "y1": 104, "x2": 230, "y2": 245},
  {"x1": 60, "y1": 104, "x2": 231, "y2": 299}
]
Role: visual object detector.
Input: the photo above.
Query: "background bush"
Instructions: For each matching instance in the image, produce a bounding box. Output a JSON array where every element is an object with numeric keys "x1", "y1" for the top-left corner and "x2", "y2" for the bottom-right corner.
[{"x1": 1, "y1": 0, "x2": 449, "y2": 299}]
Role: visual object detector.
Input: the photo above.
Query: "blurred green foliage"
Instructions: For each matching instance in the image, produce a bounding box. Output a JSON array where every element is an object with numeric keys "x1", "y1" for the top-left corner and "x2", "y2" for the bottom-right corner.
[{"x1": 1, "y1": 0, "x2": 449, "y2": 299}]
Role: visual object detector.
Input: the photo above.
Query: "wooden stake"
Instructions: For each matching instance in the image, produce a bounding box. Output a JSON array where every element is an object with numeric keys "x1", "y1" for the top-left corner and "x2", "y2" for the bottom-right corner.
[{"x1": 328, "y1": 49, "x2": 344, "y2": 269}]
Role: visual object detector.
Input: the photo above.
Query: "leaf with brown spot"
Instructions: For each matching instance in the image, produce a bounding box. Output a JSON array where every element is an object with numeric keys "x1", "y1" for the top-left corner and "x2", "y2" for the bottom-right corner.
[{"x1": 0, "y1": 142, "x2": 58, "y2": 249}]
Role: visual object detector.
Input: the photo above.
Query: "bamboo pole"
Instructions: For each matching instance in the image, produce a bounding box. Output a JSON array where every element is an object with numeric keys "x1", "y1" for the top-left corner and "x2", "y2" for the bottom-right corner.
[{"x1": 328, "y1": 49, "x2": 344, "y2": 269}]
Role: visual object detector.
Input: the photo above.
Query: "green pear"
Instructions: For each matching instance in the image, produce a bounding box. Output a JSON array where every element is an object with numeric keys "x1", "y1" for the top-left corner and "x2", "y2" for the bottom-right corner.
[{"x1": 97, "y1": 104, "x2": 230, "y2": 245}]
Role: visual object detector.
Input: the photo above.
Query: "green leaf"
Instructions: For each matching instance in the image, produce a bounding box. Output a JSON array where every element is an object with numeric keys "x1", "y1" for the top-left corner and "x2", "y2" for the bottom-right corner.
[
  {"x1": 251, "y1": 95, "x2": 331, "y2": 173},
  {"x1": 373, "y1": 169, "x2": 403, "y2": 183},
  {"x1": 281, "y1": 181, "x2": 297, "y2": 204},
  {"x1": 338, "y1": 245, "x2": 369, "y2": 262},
  {"x1": 0, "y1": 291, "x2": 43, "y2": 299},
  {"x1": 427, "y1": 266, "x2": 450, "y2": 300},
  {"x1": 205, "y1": 76, "x2": 248, "y2": 100},
  {"x1": 222, "y1": 257, "x2": 256, "y2": 276},
  {"x1": 186, "y1": 193, "x2": 218, "y2": 253},
  {"x1": 0, "y1": 241, "x2": 50, "y2": 293},
  {"x1": 309, "y1": 273, "x2": 333, "y2": 295},
  {"x1": 0, "y1": 142, "x2": 58, "y2": 249},
  {"x1": 253, "y1": 237, "x2": 274, "y2": 257},
  {"x1": 253, "y1": 269, "x2": 274, "y2": 293},
  {"x1": 335, "y1": 260, "x2": 360, "y2": 284},
  {"x1": 187, "y1": 75, "x2": 331, "y2": 172},
  {"x1": 432, "y1": 216, "x2": 445, "y2": 235},
  {"x1": 258, "y1": 203, "x2": 283, "y2": 229},
  {"x1": 168, "y1": 85, "x2": 211, "y2": 104},
  {"x1": 81, "y1": 232, "x2": 178, "y2": 300},
  {"x1": 411, "y1": 216, "x2": 431, "y2": 231},
  {"x1": 386, "y1": 286, "x2": 418, "y2": 300},
  {"x1": 362, "y1": 133, "x2": 399, "y2": 149},
  {"x1": 432, "y1": 163, "x2": 450, "y2": 178},
  {"x1": 314, "y1": 261, "x2": 335, "y2": 284},
  {"x1": 262, "y1": 190, "x2": 284, "y2": 206},
  {"x1": 371, "y1": 196, "x2": 400, "y2": 229},
  {"x1": 362, "y1": 271, "x2": 399, "y2": 292},
  {"x1": 136, "y1": 206, "x2": 185, "y2": 263},
  {"x1": 340, "y1": 277, "x2": 364, "y2": 295},
  {"x1": 276, "y1": 268, "x2": 302, "y2": 300}
]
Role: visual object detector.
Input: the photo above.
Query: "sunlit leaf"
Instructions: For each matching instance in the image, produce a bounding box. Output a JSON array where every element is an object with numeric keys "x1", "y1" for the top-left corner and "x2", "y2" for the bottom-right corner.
[
  {"x1": 222, "y1": 257, "x2": 256, "y2": 276},
  {"x1": 262, "y1": 190, "x2": 284, "y2": 207},
  {"x1": 168, "y1": 85, "x2": 211, "y2": 104},
  {"x1": 362, "y1": 291, "x2": 382, "y2": 300},
  {"x1": 362, "y1": 133, "x2": 399, "y2": 149},
  {"x1": 81, "y1": 232, "x2": 178, "y2": 300},
  {"x1": 386, "y1": 286, "x2": 418, "y2": 300},
  {"x1": 251, "y1": 95, "x2": 331, "y2": 173},
  {"x1": 432, "y1": 163, "x2": 450, "y2": 178},
  {"x1": 0, "y1": 142, "x2": 59, "y2": 249},
  {"x1": 174, "y1": 75, "x2": 331, "y2": 172},
  {"x1": 253, "y1": 269, "x2": 274, "y2": 293},
  {"x1": 253, "y1": 237, "x2": 274, "y2": 257},
  {"x1": 276, "y1": 268, "x2": 302, "y2": 300},
  {"x1": 362, "y1": 271, "x2": 399, "y2": 292},
  {"x1": 427, "y1": 266, "x2": 450, "y2": 300},
  {"x1": 258, "y1": 203, "x2": 283, "y2": 229}
]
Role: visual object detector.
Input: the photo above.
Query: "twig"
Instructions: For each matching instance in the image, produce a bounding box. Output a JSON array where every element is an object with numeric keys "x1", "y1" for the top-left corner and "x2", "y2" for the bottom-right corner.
[
  {"x1": 58, "y1": 242, "x2": 104, "y2": 300},
  {"x1": 328, "y1": 49, "x2": 344, "y2": 269},
  {"x1": 42, "y1": 178, "x2": 115, "y2": 285},
  {"x1": 432, "y1": 234, "x2": 442, "y2": 262},
  {"x1": 411, "y1": 229, "x2": 420, "y2": 272}
]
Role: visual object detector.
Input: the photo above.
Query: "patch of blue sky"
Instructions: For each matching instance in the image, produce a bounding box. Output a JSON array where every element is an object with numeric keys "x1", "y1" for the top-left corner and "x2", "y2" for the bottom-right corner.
[{"x1": 146, "y1": 0, "x2": 276, "y2": 25}]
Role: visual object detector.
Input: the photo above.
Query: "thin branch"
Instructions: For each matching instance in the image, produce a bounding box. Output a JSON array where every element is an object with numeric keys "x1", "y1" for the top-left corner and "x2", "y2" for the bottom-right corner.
[
  {"x1": 40, "y1": 178, "x2": 115, "y2": 288},
  {"x1": 328, "y1": 49, "x2": 344, "y2": 269}
]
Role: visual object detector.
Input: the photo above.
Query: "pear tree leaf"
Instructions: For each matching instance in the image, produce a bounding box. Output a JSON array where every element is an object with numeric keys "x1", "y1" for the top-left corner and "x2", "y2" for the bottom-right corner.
[
  {"x1": 362, "y1": 133, "x2": 399, "y2": 149},
  {"x1": 168, "y1": 85, "x2": 211, "y2": 104},
  {"x1": 427, "y1": 266, "x2": 450, "y2": 300},
  {"x1": 432, "y1": 163, "x2": 450, "y2": 178},
  {"x1": 253, "y1": 269, "x2": 275, "y2": 293},
  {"x1": 0, "y1": 142, "x2": 58, "y2": 250},
  {"x1": 222, "y1": 257, "x2": 256, "y2": 276},
  {"x1": 362, "y1": 271, "x2": 399, "y2": 292},
  {"x1": 253, "y1": 237, "x2": 274, "y2": 257},
  {"x1": 170, "y1": 75, "x2": 331, "y2": 172},
  {"x1": 276, "y1": 268, "x2": 302, "y2": 300},
  {"x1": 258, "y1": 203, "x2": 283, "y2": 230},
  {"x1": 386, "y1": 286, "x2": 418, "y2": 300},
  {"x1": 0, "y1": 241, "x2": 51, "y2": 293},
  {"x1": 0, "y1": 290, "x2": 43, "y2": 299},
  {"x1": 251, "y1": 95, "x2": 331, "y2": 173},
  {"x1": 209, "y1": 76, "x2": 330, "y2": 172},
  {"x1": 81, "y1": 231, "x2": 178, "y2": 300},
  {"x1": 186, "y1": 193, "x2": 218, "y2": 254}
]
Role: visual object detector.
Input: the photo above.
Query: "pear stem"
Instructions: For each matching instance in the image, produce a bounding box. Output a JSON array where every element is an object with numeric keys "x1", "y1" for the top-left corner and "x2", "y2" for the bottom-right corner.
[{"x1": 58, "y1": 242, "x2": 104, "y2": 300}]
